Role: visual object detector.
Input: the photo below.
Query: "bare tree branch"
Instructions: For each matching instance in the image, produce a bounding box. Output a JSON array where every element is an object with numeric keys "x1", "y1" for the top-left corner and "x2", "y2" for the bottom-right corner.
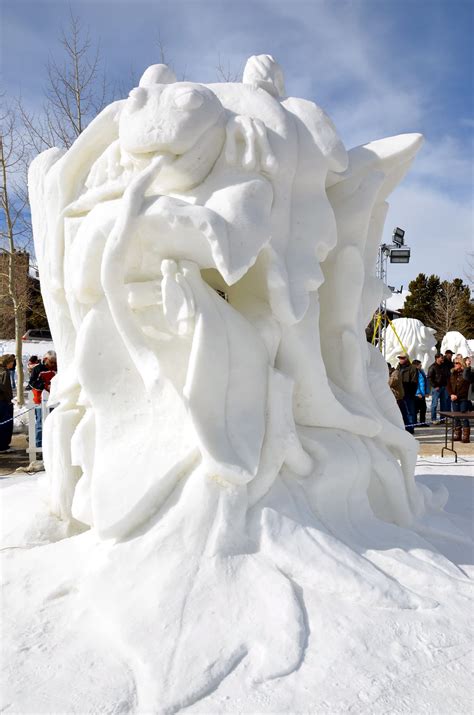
[
  {"x1": 5, "y1": 9, "x2": 117, "y2": 393},
  {"x1": 3, "y1": 16, "x2": 107, "y2": 388},
  {"x1": 431, "y1": 280, "x2": 473, "y2": 340},
  {"x1": 216, "y1": 53, "x2": 242, "y2": 83},
  {"x1": 19, "y1": 9, "x2": 113, "y2": 152},
  {"x1": 0, "y1": 105, "x2": 29, "y2": 403}
]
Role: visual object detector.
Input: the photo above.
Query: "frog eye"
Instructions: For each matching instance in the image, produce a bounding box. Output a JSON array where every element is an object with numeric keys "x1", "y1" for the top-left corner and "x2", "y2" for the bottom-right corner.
[
  {"x1": 128, "y1": 87, "x2": 147, "y2": 109},
  {"x1": 173, "y1": 89, "x2": 204, "y2": 110}
]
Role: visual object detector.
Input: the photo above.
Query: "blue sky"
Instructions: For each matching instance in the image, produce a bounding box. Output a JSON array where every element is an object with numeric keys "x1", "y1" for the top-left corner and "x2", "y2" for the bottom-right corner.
[{"x1": 2, "y1": 0, "x2": 473, "y2": 288}]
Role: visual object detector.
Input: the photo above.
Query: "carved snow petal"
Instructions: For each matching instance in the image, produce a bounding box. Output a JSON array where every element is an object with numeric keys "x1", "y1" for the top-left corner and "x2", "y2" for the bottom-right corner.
[{"x1": 182, "y1": 262, "x2": 268, "y2": 483}]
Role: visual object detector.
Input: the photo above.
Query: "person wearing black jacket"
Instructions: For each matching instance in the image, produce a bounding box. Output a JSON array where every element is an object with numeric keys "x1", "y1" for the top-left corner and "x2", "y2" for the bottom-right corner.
[
  {"x1": 29, "y1": 357, "x2": 56, "y2": 394},
  {"x1": 396, "y1": 354, "x2": 418, "y2": 434},
  {"x1": 428, "y1": 354, "x2": 451, "y2": 423},
  {"x1": 444, "y1": 350, "x2": 454, "y2": 371},
  {"x1": 0, "y1": 354, "x2": 15, "y2": 452}
]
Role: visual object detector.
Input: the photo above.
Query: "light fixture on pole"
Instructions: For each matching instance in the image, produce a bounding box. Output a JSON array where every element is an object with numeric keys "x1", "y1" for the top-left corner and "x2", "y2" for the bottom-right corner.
[
  {"x1": 389, "y1": 227, "x2": 410, "y2": 262},
  {"x1": 374, "y1": 227, "x2": 411, "y2": 353},
  {"x1": 392, "y1": 226, "x2": 405, "y2": 246},
  {"x1": 389, "y1": 247, "x2": 411, "y2": 263}
]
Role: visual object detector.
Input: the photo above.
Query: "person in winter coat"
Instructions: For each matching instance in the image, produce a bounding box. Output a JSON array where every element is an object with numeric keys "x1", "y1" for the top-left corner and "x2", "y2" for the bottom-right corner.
[
  {"x1": 28, "y1": 350, "x2": 57, "y2": 448},
  {"x1": 388, "y1": 363, "x2": 403, "y2": 401},
  {"x1": 388, "y1": 363, "x2": 406, "y2": 425},
  {"x1": 27, "y1": 355, "x2": 40, "y2": 375},
  {"x1": 463, "y1": 356, "x2": 474, "y2": 409},
  {"x1": 0, "y1": 354, "x2": 15, "y2": 452},
  {"x1": 412, "y1": 359, "x2": 427, "y2": 426},
  {"x1": 396, "y1": 354, "x2": 418, "y2": 434},
  {"x1": 8, "y1": 357, "x2": 16, "y2": 390},
  {"x1": 428, "y1": 353, "x2": 451, "y2": 423},
  {"x1": 447, "y1": 358, "x2": 471, "y2": 443},
  {"x1": 444, "y1": 350, "x2": 454, "y2": 371}
]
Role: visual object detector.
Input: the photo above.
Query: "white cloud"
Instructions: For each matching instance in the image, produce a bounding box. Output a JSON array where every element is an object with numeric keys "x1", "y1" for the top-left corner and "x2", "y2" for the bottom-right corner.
[
  {"x1": 3, "y1": 0, "x2": 471, "y2": 284},
  {"x1": 410, "y1": 135, "x2": 473, "y2": 190},
  {"x1": 382, "y1": 179, "x2": 473, "y2": 286}
]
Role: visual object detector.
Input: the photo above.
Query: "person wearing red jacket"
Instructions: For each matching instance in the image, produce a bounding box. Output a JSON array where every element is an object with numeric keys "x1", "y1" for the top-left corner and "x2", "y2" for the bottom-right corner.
[{"x1": 28, "y1": 351, "x2": 57, "y2": 448}]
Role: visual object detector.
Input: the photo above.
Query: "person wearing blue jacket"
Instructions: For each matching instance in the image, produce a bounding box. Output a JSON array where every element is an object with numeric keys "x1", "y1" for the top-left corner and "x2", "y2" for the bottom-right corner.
[{"x1": 412, "y1": 359, "x2": 428, "y2": 426}]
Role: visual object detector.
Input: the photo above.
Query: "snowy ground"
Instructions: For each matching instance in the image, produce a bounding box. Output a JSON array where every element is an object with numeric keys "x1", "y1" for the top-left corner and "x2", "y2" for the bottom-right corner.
[
  {"x1": 1, "y1": 457, "x2": 473, "y2": 714},
  {"x1": 0, "y1": 339, "x2": 54, "y2": 360}
]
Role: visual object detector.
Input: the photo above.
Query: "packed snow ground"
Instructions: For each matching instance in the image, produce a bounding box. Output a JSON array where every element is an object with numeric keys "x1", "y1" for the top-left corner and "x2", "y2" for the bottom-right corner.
[
  {"x1": 0, "y1": 340, "x2": 54, "y2": 362},
  {"x1": 1, "y1": 457, "x2": 472, "y2": 715}
]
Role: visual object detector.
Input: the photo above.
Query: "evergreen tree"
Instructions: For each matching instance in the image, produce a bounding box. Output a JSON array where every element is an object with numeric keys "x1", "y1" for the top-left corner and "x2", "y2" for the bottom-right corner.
[
  {"x1": 401, "y1": 273, "x2": 442, "y2": 325},
  {"x1": 457, "y1": 288, "x2": 474, "y2": 339}
]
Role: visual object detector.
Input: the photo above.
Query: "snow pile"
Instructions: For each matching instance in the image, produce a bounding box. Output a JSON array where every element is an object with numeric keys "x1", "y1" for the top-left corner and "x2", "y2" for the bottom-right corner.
[
  {"x1": 385, "y1": 288, "x2": 409, "y2": 315},
  {"x1": 383, "y1": 317, "x2": 437, "y2": 370},
  {"x1": 1, "y1": 460, "x2": 472, "y2": 714},
  {"x1": 0, "y1": 339, "x2": 54, "y2": 363},
  {"x1": 13, "y1": 402, "x2": 31, "y2": 434},
  {"x1": 441, "y1": 331, "x2": 472, "y2": 358}
]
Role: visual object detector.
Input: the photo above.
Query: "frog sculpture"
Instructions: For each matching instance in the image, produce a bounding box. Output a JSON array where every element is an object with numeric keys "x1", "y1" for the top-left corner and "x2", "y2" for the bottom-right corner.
[
  {"x1": 29, "y1": 55, "x2": 443, "y2": 712},
  {"x1": 30, "y1": 55, "x2": 424, "y2": 536}
]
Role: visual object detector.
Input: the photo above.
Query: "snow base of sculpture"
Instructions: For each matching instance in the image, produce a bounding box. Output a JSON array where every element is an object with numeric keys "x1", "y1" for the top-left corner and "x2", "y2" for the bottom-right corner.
[{"x1": 2, "y1": 448, "x2": 472, "y2": 715}]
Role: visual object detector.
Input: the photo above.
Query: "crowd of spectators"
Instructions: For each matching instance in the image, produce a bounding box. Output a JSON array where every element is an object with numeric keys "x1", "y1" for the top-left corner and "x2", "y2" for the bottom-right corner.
[
  {"x1": 388, "y1": 350, "x2": 473, "y2": 443},
  {"x1": 1, "y1": 344, "x2": 473, "y2": 454},
  {"x1": 28, "y1": 351, "x2": 57, "y2": 449},
  {"x1": 0, "y1": 350, "x2": 57, "y2": 453}
]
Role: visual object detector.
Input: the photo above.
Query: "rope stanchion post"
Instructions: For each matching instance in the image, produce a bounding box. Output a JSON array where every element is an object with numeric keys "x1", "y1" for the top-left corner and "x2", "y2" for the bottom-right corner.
[{"x1": 27, "y1": 392, "x2": 40, "y2": 462}]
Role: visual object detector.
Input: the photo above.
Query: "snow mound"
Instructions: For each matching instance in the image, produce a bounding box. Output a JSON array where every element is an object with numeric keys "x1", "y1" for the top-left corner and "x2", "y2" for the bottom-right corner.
[{"x1": 1, "y1": 458, "x2": 473, "y2": 714}]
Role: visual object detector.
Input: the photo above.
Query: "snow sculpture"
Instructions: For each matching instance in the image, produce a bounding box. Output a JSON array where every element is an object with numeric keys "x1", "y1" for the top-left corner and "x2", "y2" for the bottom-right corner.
[
  {"x1": 29, "y1": 56, "x2": 451, "y2": 713},
  {"x1": 384, "y1": 317, "x2": 437, "y2": 370},
  {"x1": 441, "y1": 330, "x2": 472, "y2": 358}
]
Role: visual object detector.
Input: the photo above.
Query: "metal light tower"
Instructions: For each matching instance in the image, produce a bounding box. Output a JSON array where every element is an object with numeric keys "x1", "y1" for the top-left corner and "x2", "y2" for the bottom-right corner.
[{"x1": 374, "y1": 228, "x2": 411, "y2": 354}]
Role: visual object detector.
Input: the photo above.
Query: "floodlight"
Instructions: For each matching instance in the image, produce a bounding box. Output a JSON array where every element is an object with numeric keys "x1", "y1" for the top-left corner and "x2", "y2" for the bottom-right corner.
[
  {"x1": 389, "y1": 246, "x2": 410, "y2": 263},
  {"x1": 392, "y1": 227, "x2": 405, "y2": 247}
]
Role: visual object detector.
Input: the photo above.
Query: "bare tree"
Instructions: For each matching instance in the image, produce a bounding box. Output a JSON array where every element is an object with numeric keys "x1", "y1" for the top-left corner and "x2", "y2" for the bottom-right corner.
[
  {"x1": 18, "y1": 10, "x2": 111, "y2": 153},
  {"x1": 157, "y1": 34, "x2": 188, "y2": 81},
  {"x1": 431, "y1": 279, "x2": 472, "y2": 340},
  {"x1": 216, "y1": 53, "x2": 242, "y2": 82},
  {"x1": 0, "y1": 106, "x2": 30, "y2": 404},
  {"x1": 465, "y1": 252, "x2": 474, "y2": 289},
  {"x1": 2, "y1": 11, "x2": 112, "y2": 407},
  {"x1": 157, "y1": 33, "x2": 168, "y2": 65},
  {"x1": 117, "y1": 35, "x2": 179, "y2": 98}
]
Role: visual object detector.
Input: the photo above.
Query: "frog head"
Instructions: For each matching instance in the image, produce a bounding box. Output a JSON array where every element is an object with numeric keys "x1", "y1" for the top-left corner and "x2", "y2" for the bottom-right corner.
[{"x1": 119, "y1": 66, "x2": 226, "y2": 157}]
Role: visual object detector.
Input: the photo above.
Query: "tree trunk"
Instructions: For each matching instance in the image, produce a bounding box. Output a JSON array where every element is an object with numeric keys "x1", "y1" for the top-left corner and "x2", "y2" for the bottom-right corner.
[{"x1": 14, "y1": 316, "x2": 24, "y2": 406}]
